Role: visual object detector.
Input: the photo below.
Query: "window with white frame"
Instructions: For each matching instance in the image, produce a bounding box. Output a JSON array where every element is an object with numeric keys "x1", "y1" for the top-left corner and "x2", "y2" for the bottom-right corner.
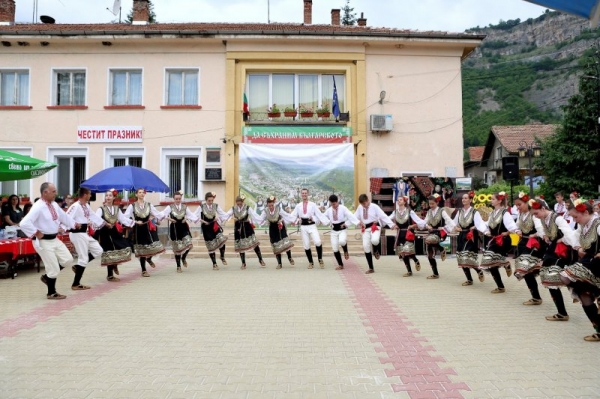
[
  {"x1": 247, "y1": 73, "x2": 345, "y2": 116},
  {"x1": 0, "y1": 148, "x2": 32, "y2": 197},
  {"x1": 54, "y1": 70, "x2": 86, "y2": 106},
  {"x1": 162, "y1": 148, "x2": 200, "y2": 198},
  {"x1": 165, "y1": 69, "x2": 199, "y2": 105},
  {"x1": 48, "y1": 148, "x2": 88, "y2": 197},
  {"x1": 0, "y1": 70, "x2": 29, "y2": 106},
  {"x1": 110, "y1": 69, "x2": 142, "y2": 105}
]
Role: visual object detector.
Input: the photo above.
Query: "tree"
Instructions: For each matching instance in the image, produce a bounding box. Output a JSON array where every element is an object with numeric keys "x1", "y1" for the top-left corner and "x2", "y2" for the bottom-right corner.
[
  {"x1": 537, "y1": 53, "x2": 600, "y2": 198},
  {"x1": 341, "y1": 0, "x2": 357, "y2": 26},
  {"x1": 126, "y1": 0, "x2": 157, "y2": 24}
]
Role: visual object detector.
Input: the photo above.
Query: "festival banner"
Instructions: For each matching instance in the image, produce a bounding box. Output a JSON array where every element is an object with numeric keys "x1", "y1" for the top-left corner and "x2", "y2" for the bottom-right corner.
[
  {"x1": 239, "y1": 143, "x2": 355, "y2": 213},
  {"x1": 242, "y1": 126, "x2": 352, "y2": 144}
]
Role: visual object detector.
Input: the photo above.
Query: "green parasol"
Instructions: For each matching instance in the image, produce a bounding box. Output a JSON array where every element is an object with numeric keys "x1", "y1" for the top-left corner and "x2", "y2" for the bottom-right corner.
[{"x1": 0, "y1": 150, "x2": 57, "y2": 182}]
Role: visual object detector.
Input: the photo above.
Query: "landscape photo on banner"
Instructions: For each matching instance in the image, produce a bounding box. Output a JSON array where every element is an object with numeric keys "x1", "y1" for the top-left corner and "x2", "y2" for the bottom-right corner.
[{"x1": 239, "y1": 143, "x2": 355, "y2": 215}]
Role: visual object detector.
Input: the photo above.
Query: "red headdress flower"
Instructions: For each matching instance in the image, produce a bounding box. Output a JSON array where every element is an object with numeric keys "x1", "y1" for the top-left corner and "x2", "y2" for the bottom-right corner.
[
  {"x1": 531, "y1": 200, "x2": 542, "y2": 210},
  {"x1": 539, "y1": 195, "x2": 544, "y2": 199},
  {"x1": 110, "y1": 188, "x2": 118, "y2": 197},
  {"x1": 468, "y1": 191, "x2": 475, "y2": 199},
  {"x1": 571, "y1": 191, "x2": 579, "y2": 198},
  {"x1": 518, "y1": 191, "x2": 529, "y2": 202},
  {"x1": 589, "y1": 198, "x2": 595, "y2": 205},
  {"x1": 575, "y1": 203, "x2": 587, "y2": 213},
  {"x1": 497, "y1": 191, "x2": 506, "y2": 201}
]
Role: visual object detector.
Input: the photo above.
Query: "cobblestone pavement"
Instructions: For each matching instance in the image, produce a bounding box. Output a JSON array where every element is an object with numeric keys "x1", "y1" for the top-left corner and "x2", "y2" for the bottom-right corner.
[{"x1": 1, "y1": 252, "x2": 599, "y2": 399}]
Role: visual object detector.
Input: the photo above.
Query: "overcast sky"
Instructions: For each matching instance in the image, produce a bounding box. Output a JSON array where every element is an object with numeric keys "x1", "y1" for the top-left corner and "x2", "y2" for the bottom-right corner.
[{"x1": 15, "y1": 0, "x2": 551, "y2": 32}]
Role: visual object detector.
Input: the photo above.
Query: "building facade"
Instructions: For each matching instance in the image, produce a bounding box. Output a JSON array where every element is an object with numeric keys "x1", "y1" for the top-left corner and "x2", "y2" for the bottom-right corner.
[{"x1": 0, "y1": 0, "x2": 483, "y2": 207}]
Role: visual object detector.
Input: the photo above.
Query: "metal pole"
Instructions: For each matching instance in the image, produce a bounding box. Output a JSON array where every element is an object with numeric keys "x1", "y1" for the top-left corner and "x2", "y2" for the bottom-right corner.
[{"x1": 528, "y1": 149, "x2": 534, "y2": 198}]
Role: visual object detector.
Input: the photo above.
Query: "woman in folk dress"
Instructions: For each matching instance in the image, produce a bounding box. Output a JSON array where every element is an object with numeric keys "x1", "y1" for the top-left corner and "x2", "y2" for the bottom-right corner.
[
  {"x1": 94, "y1": 189, "x2": 134, "y2": 282},
  {"x1": 257, "y1": 196, "x2": 295, "y2": 269},
  {"x1": 223, "y1": 195, "x2": 265, "y2": 269},
  {"x1": 513, "y1": 193, "x2": 546, "y2": 305},
  {"x1": 162, "y1": 191, "x2": 199, "y2": 273},
  {"x1": 195, "y1": 192, "x2": 228, "y2": 270},
  {"x1": 453, "y1": 192, "x2": 487, "y2": 286},
  {"x1": 476, "y1": 192, "x2": 518, "y2": 293},
  {"x1": 389, "y1": 196, "x2": 422, "y2": 277},
  {"x1": 124, "y1": 188, "x2": 165, "y2": 277}
]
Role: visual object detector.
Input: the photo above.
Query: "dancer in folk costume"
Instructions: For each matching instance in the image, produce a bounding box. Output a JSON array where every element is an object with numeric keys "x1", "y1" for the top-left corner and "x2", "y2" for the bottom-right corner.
[
  {"x1": 65, "y1": 187, "x2": 105, "y2": 290},
  {"x1": 223, "y1": 195, "x2": 265, "y2": 269},
  {"x1": 477, "y1": 192, "x2": 518, "y2": 293},
  {"x1": 20, "y1": 182, "x2": 79, "y2": 299},
  {"x1": 560, "y1": 201, "x2": 600, "y2": 341},
  {"x1": 531, "y1": 199, "x2": 577, "y2": 321},
  {"x1": 124, "y1": 188, "x2": 165, "y2": 277},
  {"x1": 323, "y1": 194, "x2": 359, "y2": 270},
  {"x1": 354, "y1": 194, "x2": 396, "y2": 274},
  {"x1": 161, "y1": 190, "x2": 199, "y2": 273},
  {"x1": 290, "y1": 188, "x2": 330, "y2": 269},
  {"x1": 512, "y1": 193, "x2": 546, "y2": 305},
  {"x1": 413, "y1": 194, "x2": 455, "y2": 279},
  {"x1": 390, "y1": 195, "x2": 423, "y2": 277},
  {"x1": 256, "y1": 195, "x2": 295, "y2": 269},
  {"x1": 95, "y1": 189, "x2": 134, "y2": 282},
  {"x1": 195, "y1": 192, "x2": 228, "y2": 270},
  {"x1": 452, "y1": 191, "x2": 486, "y2": 286}
]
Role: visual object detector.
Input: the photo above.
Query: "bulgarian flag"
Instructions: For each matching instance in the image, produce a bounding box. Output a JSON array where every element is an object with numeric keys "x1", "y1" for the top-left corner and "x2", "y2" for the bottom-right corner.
[{"x1": 243, "y1": 93, "x2": 250, "y2": 117}]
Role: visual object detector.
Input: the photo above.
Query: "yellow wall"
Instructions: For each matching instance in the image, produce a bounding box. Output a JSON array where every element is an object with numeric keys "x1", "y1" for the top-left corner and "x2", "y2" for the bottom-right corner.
[{"x1": 224, "y1": 51, "x2": 367, "y2": 207}]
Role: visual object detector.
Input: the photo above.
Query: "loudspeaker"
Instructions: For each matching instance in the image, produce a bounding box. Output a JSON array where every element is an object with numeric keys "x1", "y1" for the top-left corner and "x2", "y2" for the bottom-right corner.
[{"x1": 502, "y1": 156, "x2": 519, "y2": 181}]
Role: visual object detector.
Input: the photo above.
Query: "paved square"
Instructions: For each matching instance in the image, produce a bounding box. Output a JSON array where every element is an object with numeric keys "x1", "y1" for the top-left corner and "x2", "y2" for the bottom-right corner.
[{"x1": 1, "y1": 251, "x2": 600, "y2": 398}]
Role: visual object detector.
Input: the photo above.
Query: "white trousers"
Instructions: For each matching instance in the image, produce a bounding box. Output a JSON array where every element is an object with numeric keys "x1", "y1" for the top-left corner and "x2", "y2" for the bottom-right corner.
[
  {"x1": 301, "y1": 224, "x2": 321, "y2": 250},
  {"x1": 69, "y1": 232, "x2": 103, "y2": 267},
  {"x1": 35, "y1": 238, "x2": 74, "y2": 279},
  {"x1": 362, "y1": 229, "x2": 381, "y2": 253},
  {"x1": 330, "y1": 229, "x2": 348, "y2": 252}
]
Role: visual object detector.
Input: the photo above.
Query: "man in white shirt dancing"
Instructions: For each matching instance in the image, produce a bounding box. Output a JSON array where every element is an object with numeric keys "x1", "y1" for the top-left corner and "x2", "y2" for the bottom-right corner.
[
  {"x1": 20, "y1": 182, "x2": 79, "y2": 299},
  {"x1": 354, "y1": 194, "x2": 395, "y2": 274},
  {"x1": 290, "y1": 188, "x2": 330, "y2": 268},
  {"x1": 66, "y1": 187, "x2": 106, "y2": 290},
  {"x1": 324, "y1": 194, "x2": 359, "y2": 270}
]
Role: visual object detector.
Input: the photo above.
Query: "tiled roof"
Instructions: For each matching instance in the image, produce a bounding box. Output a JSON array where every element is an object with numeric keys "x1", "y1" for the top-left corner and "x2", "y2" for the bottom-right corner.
[
  {"x1": 468, "y1": 146, "x2": 485, "y2": 162},
  {"x1": 0, "y1": 22, "x2": 485, "y2": 40},
  {"x1": 491, "y1": 124, "x2": 558, "y2": 153}
]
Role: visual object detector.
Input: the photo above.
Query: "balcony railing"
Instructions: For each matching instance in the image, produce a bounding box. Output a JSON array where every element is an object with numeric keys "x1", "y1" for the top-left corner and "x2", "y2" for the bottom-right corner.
[{"x1": 246, "y1": 111, "x2": 339, "y2": 124}]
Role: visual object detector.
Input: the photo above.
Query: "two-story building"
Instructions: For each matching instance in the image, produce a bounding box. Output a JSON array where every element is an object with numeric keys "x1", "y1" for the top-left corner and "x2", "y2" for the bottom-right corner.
[{"x1": 0, "y1": 0, "x2": 484, "y2": 207}]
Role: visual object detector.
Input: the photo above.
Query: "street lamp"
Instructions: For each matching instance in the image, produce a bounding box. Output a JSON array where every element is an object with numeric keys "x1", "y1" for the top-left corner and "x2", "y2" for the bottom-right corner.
[{"x1": 518, "y1": 141, "x2": 541, "y2": 197}]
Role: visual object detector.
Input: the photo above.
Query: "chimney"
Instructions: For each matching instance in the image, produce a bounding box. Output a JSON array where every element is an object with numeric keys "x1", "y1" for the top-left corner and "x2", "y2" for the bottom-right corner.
[
  {"x1": 357, "y1": 12, "x2": 367, "y2": 26},
  {"x1": 132, "y1": 0, "x2": 150, "y2": 25},
  {"x1": 303, "y1": 0, "x2": 312, "y2": 25},
  {"x1": 331, "y1": 9, "x2": 340, "y2": 26},
  {"x1": 0, "y1": 0, "x2": 15, "y2": 26}
]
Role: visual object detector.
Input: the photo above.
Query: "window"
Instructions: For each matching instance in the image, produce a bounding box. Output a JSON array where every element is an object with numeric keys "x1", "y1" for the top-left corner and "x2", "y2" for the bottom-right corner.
[
  {"x1": 247, "y1": 73, "x2": 345, "y2": 118},
  {"x1": 56, "y1": 157, "x2": 86, "y2": 196},
  {"x1": 162, "y1": 148, "x2": 201, "y2": 198},
  {"x1": 165, "y1": 69, "x2": 199, "y2": 105},
  {"x1": 206, "y1": 148, "x2": 221, "y2": 164},
  {"x1": 110, "y1": 69, "x2": 142, "y2": 105},
  {"x1": 0, "y1": 148, "x2": 32, "y2": 197},
  {"x1": 495, "y1": 146, "x2": 502, "y2": 160},
  {"x1": 113, "y1": 156, "x2": 142, "y2": 168},
  {"x1": 0, "y1": 70, "x2": 29, "y2": 106},
  {"x1": 54, "y1": 70, "x2": 86, "y2": 106}
]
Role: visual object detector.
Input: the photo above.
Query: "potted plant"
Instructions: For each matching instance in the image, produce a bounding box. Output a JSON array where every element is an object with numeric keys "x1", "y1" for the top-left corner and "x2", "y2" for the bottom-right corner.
[
  {"x1": 19, "y1": 193, "x2": 30, "y2": 203},
  {"x1": 184, "y1": 193, "x2": 201, "y2": 205},
  {"x1": 128, "y1": 192, "x2": 137, "y2": 203},
  {"x1": 299, "y1": 105, "x2": 314, "y2": 118},
  {"x1": 266, "y1": 104, "x2": 281, "y2": 118},
  {"x1": 316, "y1": 103, "x2": 331, "y2": 118},
  {"x1": 283, "y1": 106, "x2": 297, "y2": 118},
  {"x1": 113, "y1": 192, "x2": 123, "y2": 205}
]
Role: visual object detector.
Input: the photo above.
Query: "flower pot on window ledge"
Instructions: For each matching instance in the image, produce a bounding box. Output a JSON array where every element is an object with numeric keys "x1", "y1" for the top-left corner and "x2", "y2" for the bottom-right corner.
[
  {"x1": 267, "y1": 112, "x2": 281, "y2": 118},
  {"x1": 300, "y1": 112, "x2": 314, "y2": 118},
  {"x1": 20, "y1": 196, "x2": 30, "y2": 203},
  {"x1": 185, "y1": 200, "x2": 202, "y2": 205},
  {"x1": 317, "y1": 112, "x2": 331, "y2": 118},
  {"x1": 113, "y1": 198, "x2": 122, "y2": 205},
  {"x1": 284, "y1": 111, "x2": 297, "y2": 118}
]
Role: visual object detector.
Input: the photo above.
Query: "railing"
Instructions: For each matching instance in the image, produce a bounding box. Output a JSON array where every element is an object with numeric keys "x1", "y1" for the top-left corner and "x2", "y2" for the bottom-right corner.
[{"x1": 247, "y1": 111, "x2": 337, "y2": 123}]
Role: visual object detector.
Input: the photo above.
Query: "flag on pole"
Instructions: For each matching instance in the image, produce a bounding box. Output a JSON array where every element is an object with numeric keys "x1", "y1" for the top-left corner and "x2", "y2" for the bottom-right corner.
[
  {"x1": 243, "y1": 93, "x2": 250, "y2": 121},
  {"x1": 332, "y1": 76, "x2": 340, "y2": 119}
]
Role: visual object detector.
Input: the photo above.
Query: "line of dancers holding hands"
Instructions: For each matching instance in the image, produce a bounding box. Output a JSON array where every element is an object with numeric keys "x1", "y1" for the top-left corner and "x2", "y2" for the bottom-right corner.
[{"x1": 19, "y1": 183, "x2": 600, "y2": 341}]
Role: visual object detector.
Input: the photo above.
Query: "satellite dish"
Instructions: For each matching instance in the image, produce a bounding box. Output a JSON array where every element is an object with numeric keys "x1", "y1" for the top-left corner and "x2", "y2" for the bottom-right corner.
[{"x1": 40, "y1": 15, "x2": 55, "y2": 24}]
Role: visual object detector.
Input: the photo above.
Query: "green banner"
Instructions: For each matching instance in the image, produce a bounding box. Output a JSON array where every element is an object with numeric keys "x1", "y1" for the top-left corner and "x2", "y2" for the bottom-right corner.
[{"x1": 243, "y1": 126, "x2": 352, "y2": 144}]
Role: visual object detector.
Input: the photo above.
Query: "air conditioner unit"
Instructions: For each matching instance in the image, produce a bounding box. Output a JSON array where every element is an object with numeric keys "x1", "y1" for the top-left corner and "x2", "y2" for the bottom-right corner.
[{"x1": 370, "y1": 114, "x2": 393, "y2": 132}]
